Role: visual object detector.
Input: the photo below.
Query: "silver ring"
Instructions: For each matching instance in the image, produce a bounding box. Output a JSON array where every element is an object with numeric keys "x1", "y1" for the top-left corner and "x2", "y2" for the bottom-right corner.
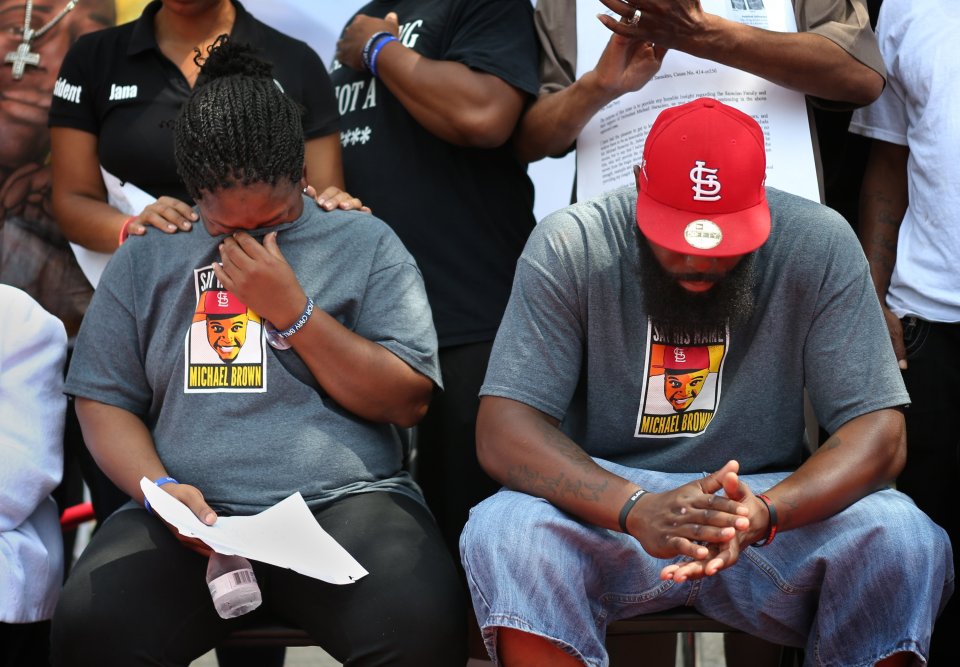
[{"x1": 628, "y1": 8, "x2": 642, "y2": 25}]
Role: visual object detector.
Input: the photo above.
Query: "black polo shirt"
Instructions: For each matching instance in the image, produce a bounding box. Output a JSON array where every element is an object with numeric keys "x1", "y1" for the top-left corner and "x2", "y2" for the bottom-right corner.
[{"x1": 48, "y1": 0, "x2": 339, "y2": 203}]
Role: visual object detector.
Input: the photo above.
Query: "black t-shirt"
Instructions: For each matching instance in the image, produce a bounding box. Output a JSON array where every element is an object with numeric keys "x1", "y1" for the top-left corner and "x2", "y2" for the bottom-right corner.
[
  {"x1": 48, "y1": 0, "x2": 339, "y2": 203},
  {"x1": 330, "y1": 0, "x2": 540, "y2": 347}
]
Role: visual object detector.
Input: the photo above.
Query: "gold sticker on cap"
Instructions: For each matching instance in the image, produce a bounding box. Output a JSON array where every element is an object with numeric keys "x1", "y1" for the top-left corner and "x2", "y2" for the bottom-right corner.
[{"x1": 684, "y1": 220, "x2": 723, "y2": 250}]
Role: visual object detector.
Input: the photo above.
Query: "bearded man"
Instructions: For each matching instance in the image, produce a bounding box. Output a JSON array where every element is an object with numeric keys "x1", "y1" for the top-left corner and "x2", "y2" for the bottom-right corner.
[{"x1": 459, "y1": 98, "x2": 953, "y2": 667}]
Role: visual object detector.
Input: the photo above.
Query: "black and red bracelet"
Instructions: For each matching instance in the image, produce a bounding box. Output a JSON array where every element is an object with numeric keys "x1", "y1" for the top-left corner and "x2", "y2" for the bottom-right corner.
[{"x1": 752, "y1": 493, "x2": 778, "y2": 547}]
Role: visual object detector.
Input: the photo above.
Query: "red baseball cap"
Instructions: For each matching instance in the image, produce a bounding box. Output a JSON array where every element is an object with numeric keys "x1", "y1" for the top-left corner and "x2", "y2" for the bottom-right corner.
[
  {"x1": 200, "y1": 290, "x2": 247, "y2": 317},
  {"x1": 656, "y1": 345, "x2": 710, "y2": 372},
  {"x1": 635, "y1": 98, "x2": 770, "y2": 257}
]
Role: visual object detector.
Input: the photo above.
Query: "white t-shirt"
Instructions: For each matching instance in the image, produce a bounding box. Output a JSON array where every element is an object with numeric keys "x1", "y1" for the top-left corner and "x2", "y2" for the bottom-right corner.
[{"x1": 849, "y1": 0, "x2": 960, "y2": 323}]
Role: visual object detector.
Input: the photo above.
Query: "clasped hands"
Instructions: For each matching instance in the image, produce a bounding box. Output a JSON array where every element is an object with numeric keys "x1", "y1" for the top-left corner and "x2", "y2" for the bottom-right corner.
[{"x1": 624, "y1": 460, "x2": 770, "y2": 583}]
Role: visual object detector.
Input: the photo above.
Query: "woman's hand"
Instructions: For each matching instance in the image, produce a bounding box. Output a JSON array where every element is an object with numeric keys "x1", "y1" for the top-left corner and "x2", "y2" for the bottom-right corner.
[
  {"x1": 125, "y1": 196, "x2": 199, "y2": 237},
  {"x1": 213, "y1": 230, "x2": 306, "y2": 328},
  {"x1": 305, "y1": 184, "x2": 371, "y2": 213},
  {"x1": 154, "y1": 482, "x2": 218, "y2": 557}
]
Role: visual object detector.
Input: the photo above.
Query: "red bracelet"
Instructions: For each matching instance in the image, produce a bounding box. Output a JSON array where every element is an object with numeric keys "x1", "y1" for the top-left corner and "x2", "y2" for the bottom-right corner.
[
  {"x1": 752, "y1": 493, "x2": 778, "y2": 547},
  {"x1": 118, "y1": 216, "x2": 136, "y2": 247}
]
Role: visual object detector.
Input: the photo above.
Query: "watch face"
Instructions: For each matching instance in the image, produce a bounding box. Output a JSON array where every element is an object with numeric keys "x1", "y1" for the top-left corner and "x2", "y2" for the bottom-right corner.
[{"x1": 263, "y1": 322, "x2": 292, "y2": 350}]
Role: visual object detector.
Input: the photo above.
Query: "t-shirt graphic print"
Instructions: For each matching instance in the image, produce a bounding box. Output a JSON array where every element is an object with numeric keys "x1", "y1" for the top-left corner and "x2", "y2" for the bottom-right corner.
[
  {"x1": 635, "y1": 320, "x2": 728, "y2": 437},
  {"x1": 184, "y1": 267, "x2": 267, "y2": 393}
]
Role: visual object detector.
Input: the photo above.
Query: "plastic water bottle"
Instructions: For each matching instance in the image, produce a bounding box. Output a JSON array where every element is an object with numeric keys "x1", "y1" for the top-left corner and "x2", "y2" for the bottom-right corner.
[{"x1": 206, "y1": 553, "x2": 262, "y2": 619}]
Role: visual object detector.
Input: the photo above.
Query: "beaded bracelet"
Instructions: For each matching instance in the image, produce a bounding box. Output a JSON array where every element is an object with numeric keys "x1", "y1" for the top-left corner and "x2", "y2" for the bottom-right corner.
[
  {"x1": 752, "y1": 493, "x2": 778, "y2": 547},
  {"x1": 274, "y1": 297, "x2": 315, "y2": 340},
  {"x1": 618, "y1": 487, "x2": 648, "y2": 534},
  {"x1": 144, "y1": 476, "x2": 179, "y2": 514},
  {"x1": 362, "y1": 31, "x2": 394, "y2": 72},
  {"x1": 368, "y1": 35, "x2": 398, "y2": 77}
]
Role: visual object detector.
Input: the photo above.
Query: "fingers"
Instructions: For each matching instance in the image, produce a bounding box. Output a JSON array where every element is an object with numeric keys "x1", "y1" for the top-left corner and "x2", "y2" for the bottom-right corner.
[
  {"x1": 385, "y1": 11, "x2": 400, "y2": 31},
  {"x1": 315, "y1": 186, "x2": 366, "y2": 212},
  {"x1": 597, "y1": 12, "x2": 638, "y2": 38},
  {"x1": 167, "y1": 484, "x2": 217, "y2": 526},
  {"x1": 660, "y1": 543, "x2": 742, "y2": 583},
  {"x1": 139, "y1": 197, "x2": 198, "y2": 234},
  {"x1": 262, "y1": 231, "x2": 287, "y2": 262},
  {"x1": 597, "y1": 0, "x2": 636, "y2": 22},
  {"x1": 698, "y1": 460, "x2": 740, "y2": 494}
]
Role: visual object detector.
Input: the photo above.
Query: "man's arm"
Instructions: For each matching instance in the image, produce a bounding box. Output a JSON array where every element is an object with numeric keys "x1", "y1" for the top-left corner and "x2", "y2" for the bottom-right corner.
[
  {"x1": 858, "y1": 139, "x2": 910, "y2": 365},
  {"x1": 476, "y1": 396, "x2": 750, "y2": 563},
  {"x1": 598, "y1": 0, "x2": 883, "y2": 105},
  {"x1": 754, "y1": 408, "x2": 905, "y2": 531},
  {"x1": 335, "y1": 13, "x2": 528, "y2": 148},
  {"x1": 515, "y1": 34, "x2": 666, "y2": 163}
]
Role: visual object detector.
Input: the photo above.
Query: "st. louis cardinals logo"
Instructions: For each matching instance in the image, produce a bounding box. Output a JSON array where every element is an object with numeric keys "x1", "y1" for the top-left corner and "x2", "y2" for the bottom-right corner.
[{"x1": 690, "y1": 160, "x2": 721, "y2": 201}]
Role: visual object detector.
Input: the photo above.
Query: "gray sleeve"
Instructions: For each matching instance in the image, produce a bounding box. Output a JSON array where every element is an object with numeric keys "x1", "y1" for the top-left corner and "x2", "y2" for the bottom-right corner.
[
  {"x1": 802, "y1": 217, "x2": 909, "y2": 433},
  {"x1": 357, "y1": 234, "x2": 442, "y2": 389},
  {"x1": 535, "y1": 0, "x2": 577, "y2": 96},
  {"x1": 64, "y1": 248, "x2": 152, "y2": 415},
  {"x1": 480, "y1": 217, "x2": 585, "y2": 420}
]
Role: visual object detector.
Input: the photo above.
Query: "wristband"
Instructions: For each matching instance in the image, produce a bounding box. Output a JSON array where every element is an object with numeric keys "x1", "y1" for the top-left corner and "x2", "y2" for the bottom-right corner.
[
  {"x1": 144, "y1": 476, "x2": 179, "y2": 514},
  {"x1": 118, "y1": 216, "x2": 136, "y2": 247},
  {"x1": 618, "y1": 487, "x2": 648, "y2": 534},
  {"x1": 368, "y1": 35, "x2": 398, "y2": 77},
  {"x1": 752, "y1": 493, "x2": 778, "y2": 547},
  {"x1": 273, "y1": 297, "x2": 314, "y2": 340},
  {"x1": 362, "y1": 31, "x2": 394, "y2": 71}
]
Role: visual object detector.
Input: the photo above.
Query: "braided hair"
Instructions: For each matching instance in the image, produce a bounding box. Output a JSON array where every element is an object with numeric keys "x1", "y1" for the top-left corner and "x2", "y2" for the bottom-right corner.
[{"x1": 174, "y1": 35, "x2": 305, "y2": 201}]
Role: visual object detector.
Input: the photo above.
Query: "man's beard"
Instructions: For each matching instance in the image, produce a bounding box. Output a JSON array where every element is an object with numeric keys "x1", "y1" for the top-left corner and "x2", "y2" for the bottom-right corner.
[{"x1": 635, "y1": 227, "x2": 756, "y2": 331}]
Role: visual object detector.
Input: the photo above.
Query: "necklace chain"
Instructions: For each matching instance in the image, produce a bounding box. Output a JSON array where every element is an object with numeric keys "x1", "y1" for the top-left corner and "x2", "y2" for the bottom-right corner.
[
  {"x1": 22, "y1": 0, "x2": 79, "y2": 43},
  {"x1": 5, "y1": 0, "x2": 78, "y2": 80}
]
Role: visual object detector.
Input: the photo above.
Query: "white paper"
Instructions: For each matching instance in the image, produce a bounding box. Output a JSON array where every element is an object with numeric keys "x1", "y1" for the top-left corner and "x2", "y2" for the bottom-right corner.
[
  {"x1": 140, "y1": 478, "x2": 368, "y2": 585},
  {"x1": 574, "y1": 0, "x2": 819, "y2": 204},
  {"x1": 70, "y1": 168, "x2": 157, "y2": 288}
]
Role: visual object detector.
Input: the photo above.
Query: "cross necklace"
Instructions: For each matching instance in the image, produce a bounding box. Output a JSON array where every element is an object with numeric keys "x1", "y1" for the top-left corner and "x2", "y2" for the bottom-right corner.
[{"x1": 4, "y1": 0, "x2": 79, "y2": 80}]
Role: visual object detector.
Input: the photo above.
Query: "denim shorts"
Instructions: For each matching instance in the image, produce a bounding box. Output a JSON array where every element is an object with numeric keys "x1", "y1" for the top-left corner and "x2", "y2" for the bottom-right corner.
[{"x1": 460, "y1": 460, "x2": 954, "y2": 667}]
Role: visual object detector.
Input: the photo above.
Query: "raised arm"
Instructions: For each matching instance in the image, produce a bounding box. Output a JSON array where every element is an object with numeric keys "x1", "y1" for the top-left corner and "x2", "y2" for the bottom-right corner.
[
  {"x1": 598, "y1": 0, "x2": 883, "y2": 105},
  {"x1": 515, "y1": 34, "x2": 666, "y2": 163},
  {"x1": 477, "y1": 395, "x2": 749, "y2": 563},
  {"x1": 214, "y1": 231, "x2": 434, "y2": 427},
  {"x1": 335, "y1": 13, "x2": 528, "y2": 148},
  {"x1": 858, "y1": 139, "x2": 910, "y2": 365}
]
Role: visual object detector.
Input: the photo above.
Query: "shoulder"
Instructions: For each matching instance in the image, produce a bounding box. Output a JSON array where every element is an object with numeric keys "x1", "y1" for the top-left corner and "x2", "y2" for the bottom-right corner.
[
  {"x1": 68, "y1": 20, "x2": 134, "y2": 55},
  {"x1": 239, "y1": 9, "x2": 323, "y2": 62},
  {"x1": 0, "y1": 286, "x2": 67, "y2": 356},
  {"x1": 764, "y1": 188, "x2": 863, "y2": 267},
  {"x1": 303, "y1": 206, "x2": 413, "y2": 255},
  {"x1": 526, "y1": 186, "x2": 634, "y2": 269}
]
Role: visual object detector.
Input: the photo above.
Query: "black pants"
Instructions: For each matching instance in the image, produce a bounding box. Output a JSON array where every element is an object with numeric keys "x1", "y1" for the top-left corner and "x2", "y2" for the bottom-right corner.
[
  {"x1": 896, "y1": 317, "x2": 960, "y2": 664},
  {"x1": 0, "y1": 621, "x2": 51, "y2": 667},
  {"x1": 50, "y1": 492, "x2": 466, "y2": 666},
  {"x1": 416, "y1": 340, "x2": 500, "y2": 559}
]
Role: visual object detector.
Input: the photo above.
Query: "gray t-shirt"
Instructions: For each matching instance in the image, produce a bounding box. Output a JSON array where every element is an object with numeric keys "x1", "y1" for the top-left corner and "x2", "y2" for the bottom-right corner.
[
  {"x1": 66, "y1": 196, "x2": 440, "y2": 514},
  {"x1": 481, "y1": 186, "x2": 909, "y2": 474}
]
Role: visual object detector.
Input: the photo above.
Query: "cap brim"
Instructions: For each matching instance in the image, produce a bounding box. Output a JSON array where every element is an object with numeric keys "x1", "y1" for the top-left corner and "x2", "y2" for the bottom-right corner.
[{"x1": 636, "y1": 189, "x2": 771, "y2": 257}]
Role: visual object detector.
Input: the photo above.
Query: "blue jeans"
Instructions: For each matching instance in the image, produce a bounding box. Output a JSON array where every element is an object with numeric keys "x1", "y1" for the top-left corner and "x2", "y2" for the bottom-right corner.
[{"x1": 460, "y1": 460, "x2": 954, "y2": 667}]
